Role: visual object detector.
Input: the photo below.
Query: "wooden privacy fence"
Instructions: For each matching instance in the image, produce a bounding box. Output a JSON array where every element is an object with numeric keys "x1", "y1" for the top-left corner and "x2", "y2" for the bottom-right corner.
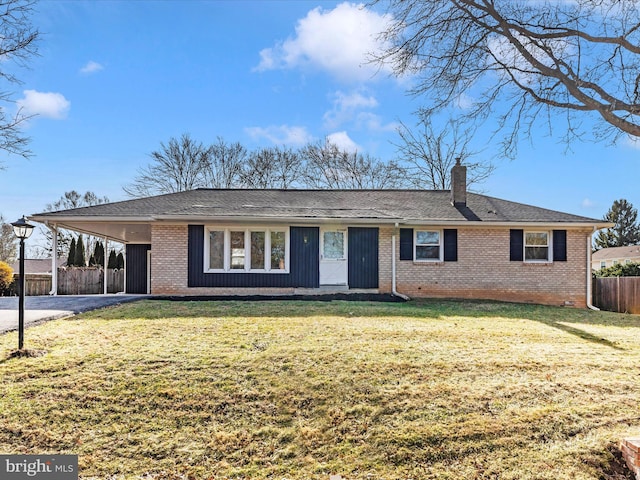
[
  {"x1": 57, "y1": 268, "x2": 124, "y2": 295},
  {"x1": 10, "y1": 268, "x2": 125, "y2": 296},
  {"x1": 592, "y1": 276, "x2": 640, "y2": 314},
  {"x1": 22, "y1": 274, "x2": 52, "y2": 296}
]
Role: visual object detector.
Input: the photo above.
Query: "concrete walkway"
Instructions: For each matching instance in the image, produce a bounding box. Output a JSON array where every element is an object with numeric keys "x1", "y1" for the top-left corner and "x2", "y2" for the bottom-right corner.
[{"x1": 0, "y1": 295, "x2": 145, "y2": 334}]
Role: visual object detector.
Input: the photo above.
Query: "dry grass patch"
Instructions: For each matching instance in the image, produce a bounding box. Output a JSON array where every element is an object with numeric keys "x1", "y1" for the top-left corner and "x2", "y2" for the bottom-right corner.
[{"x1": 0, "y1": 299, "x2": 639, "y2": 479}]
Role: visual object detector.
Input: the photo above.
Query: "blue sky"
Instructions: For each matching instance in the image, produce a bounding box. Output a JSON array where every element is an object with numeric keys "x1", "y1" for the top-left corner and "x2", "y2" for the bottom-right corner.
[{"x1": 1, "y1": 1, "x2": 638, "y2": 252}]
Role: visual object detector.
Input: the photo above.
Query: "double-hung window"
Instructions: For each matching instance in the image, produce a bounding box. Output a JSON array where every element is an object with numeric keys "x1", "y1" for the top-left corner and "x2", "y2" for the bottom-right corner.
[
  {"x1": 414, "y1": 230, "x2": 442, "y2": 261},
  {"x1": 206, "y1": 227, "x2": 289, "y2": 272},
  {"x1": 524, "y1": 231, "x2": 550, "y2": 262}
]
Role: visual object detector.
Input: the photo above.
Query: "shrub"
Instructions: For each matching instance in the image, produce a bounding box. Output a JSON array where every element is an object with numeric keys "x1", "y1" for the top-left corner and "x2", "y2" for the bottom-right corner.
[
  {"x1": 0, "y1": 261, "x2": 14, "y2": 295},
  {"x1": 594, "y1": 261, "x2": 640, "y2": 277}
]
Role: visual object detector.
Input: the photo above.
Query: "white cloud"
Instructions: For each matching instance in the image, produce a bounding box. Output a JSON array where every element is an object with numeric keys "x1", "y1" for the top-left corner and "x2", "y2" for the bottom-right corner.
[
  {"x1": 581, "y1": 198, "x2": 596, "y2": 209},
  {"x1": 487, "y1": 33, "x2": 574, "y2": 86},
  {"x1": 245, "y1": 125, "x2": 314, "y2": 146},
  {"x1": 326, "y1": 131, "x2": 359, "y2": 152},
  {"x1": 80, "y1": 61, "x2": 104, "y2": 74},
  {"x1": 255, "y1": 2, "x2": 394, "y2": 83},
  {"x1": 354, "y1": 111, "x2": 398, "y2": 132},
  {"x1": 17, "y1": 90, "x2": 70, "y2": 120},
  {"x1": 323, "y1": 89, "x2": 378, "y2": 129},
  {"x1": 323, "y1": 89, "x2": 396, "y2": 133},
  {"x1": 624, "y1": 134, "x2": 640, "y2": 149},
  {"x1": 455, "y1": 92, "x2": 475, "y2": 110}
]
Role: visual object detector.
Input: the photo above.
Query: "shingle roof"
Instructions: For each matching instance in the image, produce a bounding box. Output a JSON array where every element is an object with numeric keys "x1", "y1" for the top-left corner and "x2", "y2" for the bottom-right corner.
[
  {"x1": 32, "y1": 188, "x2": 602, "y2": 224},
  {"x1": 29, "y1": 189, "x2": 608, "y2": 243},
  {"x1": 592, "y1": 245, "x2": 640, "y2": 261}
]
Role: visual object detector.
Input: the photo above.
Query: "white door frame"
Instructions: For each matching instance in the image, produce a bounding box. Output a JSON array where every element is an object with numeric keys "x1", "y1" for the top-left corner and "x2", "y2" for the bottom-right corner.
[{"x1": 319, "y1": 226, "x2": 348, "y2": 286}]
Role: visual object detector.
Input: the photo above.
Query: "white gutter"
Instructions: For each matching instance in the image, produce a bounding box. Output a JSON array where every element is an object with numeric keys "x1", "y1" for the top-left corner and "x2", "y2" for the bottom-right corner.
[
  {"x1": 391, "y1": 223, "x2": 410, "y2": 301},
  {"x1": 587, "y1": 227, "x2": 600, "y2": 311}
]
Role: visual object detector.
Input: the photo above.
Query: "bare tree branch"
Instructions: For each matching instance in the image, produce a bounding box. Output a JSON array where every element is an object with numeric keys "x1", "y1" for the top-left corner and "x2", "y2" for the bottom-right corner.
[
  {"x1": 241, "y1": 146, "x2": 303, "y2": 189},
  {"x1": 300, "y1": 139, "x2": 409, "y2": 189},
  {"x1": 374, "y1": 0, "x2": 640, "y2": 156},
  {"x1": 124, "y1": 134, "x2": 213, "y2": 197},
  {"x1": 0, "y1": 0, "x2": 38, "y2": 167},
  {"x1": 394, "y1": 117, "x2": 494, "y2": 190}
]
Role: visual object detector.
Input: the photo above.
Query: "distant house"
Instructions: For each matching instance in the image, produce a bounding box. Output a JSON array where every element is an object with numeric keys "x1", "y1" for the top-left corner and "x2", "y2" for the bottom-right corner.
[
  {"x1": 592, "y1": 245, "x2": 640, "y2": 270},
  {"x1": 9, "y1": 258, "x2": 66, "y2": 275},
  {"x1": 29, "y1": 162, "x2": 611, "y2": 307}
]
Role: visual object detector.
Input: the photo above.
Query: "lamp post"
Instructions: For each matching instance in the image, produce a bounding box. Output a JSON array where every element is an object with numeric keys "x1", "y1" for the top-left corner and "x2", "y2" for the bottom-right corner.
[{"x1": 11, "y1": 216, "x2": 35, "y2": 351}]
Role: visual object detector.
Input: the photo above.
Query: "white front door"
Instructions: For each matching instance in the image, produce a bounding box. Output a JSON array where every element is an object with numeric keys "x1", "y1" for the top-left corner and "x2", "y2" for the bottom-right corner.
[{"x1": 320, "y1": 227, "x2": 348, "y2": 285}]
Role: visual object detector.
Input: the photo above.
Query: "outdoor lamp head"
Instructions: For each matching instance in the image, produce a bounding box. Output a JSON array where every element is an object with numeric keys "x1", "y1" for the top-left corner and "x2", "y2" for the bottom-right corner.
[{"x1": 11, "y1": 216, "x2": 35, "y2": 240}]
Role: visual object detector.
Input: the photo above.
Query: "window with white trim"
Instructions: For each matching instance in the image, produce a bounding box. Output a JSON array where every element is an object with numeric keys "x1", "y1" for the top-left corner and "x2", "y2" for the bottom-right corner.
[
  {"x1": 414, "y1": 230, "x2": 442, "y2": 261},
  {"x1": 524, "y1": 231, "x2": 550, "y2": 262},
  {"x1": 205, "y1": 227, "x2": 289, "y2": 273}
]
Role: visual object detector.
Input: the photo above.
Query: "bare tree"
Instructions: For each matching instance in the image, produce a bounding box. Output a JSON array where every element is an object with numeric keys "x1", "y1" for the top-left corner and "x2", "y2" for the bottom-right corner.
[
  {"x1": 395, "y1": 117, "x2": 494, "y2": 190},
  {"x1": 0, "y1": 213, "x2": 17, "y2": 263},
  {"x1": 300, "y1": 140, "x2": 409, "y2": 189},
  {"x1": 124, "y1": 134, "x2": 212, "y2": 197},
  {"x1": 375, "y1": 0, "x2": 640, "y2": 156},
  {"x1": 38, "y1": 191, "x2": 110, "y2": 260},
  {"x1": 0, "y1": 0, "x2": 39, "y2": 166},
  {"x1": 241, "y1": 146, "x2": 303, "y2": 189},
  {"x1": 46, "y1": 191, "x2": 110, "y2": 212},
  {"x1": 205, "y1": 137, "x2": 246, "y2": 188}
]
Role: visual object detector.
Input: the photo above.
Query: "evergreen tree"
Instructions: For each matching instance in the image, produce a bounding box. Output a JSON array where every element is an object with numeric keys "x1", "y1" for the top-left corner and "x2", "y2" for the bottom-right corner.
[
  {"x1": 98, "y1": 242, "x2": 105, "y2": 266},
  {"x1": 595, "y1": 199, "x2": 640, "y2": 249},
  {"x1": 67, "y1": 238, "x2": 77, "y2": 267},
  {"x1": 116, "y1": 252, "x2": 125, "y2": 269},
  {"x1": 91, "y1": 241, "x2": 105, "y2": 267},
  {"x1": 107, "y1": 250, "x2": 118, "y2": 269},
  {"x1": 74, "y1": 235, "x2": 86, "y2": 267}
]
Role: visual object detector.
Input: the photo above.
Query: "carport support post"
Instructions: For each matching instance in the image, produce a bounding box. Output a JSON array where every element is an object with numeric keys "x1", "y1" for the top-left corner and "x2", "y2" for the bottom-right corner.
[
  {"x1": 50, "y1": 224, "x2": 58, "y2": 295},
  {"x1": 103, "y1": 237, "x2": 108, "y2": 295}
]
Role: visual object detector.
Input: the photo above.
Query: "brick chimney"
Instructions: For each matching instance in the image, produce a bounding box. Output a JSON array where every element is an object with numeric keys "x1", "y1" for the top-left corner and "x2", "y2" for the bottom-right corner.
[{"x1": 451, "y1": 157, "x2": 467, "y2": 207}]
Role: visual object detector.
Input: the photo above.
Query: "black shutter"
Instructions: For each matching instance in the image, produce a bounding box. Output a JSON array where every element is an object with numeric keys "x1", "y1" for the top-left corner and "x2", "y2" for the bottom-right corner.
[
  {"x1": 443, "y1": 229, "x2": 458, "y2": 262},
  {"x1": 400, "y1": 228, "x2": 413, "y2": 260},
  {"x1": 552, "y1": 230, "x2": 567, "y2": 262},
  {"x1": 510, "y1": 229, "x2": 524, "y2": 261}
]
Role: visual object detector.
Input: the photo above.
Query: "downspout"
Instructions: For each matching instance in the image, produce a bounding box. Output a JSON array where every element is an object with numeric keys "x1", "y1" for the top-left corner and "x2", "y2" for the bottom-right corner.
[
  {"x1": 586, "y1": 227, "x2": 599, "y2": 311},
  {"x1": 46, "y1": 222, "x2": 58, "y2": 296},
  {"x1": 392, "y1": 223, "x2": 410, "y2": 301}
]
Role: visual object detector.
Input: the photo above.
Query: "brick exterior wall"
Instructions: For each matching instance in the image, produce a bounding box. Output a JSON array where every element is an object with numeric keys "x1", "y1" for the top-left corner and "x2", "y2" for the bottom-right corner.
[
  {"x1": 150, "y1": 224, "x2": 189, "y2": 295},
  {"x1": 150, "y1": 223, "x2": 591, "y2": 307},
  {"x1": 150, "y1": 224, "x2": 295, "y2": 295},
  {"x1": 385, "y1": 227, "x2": 591, "y2": 307}
]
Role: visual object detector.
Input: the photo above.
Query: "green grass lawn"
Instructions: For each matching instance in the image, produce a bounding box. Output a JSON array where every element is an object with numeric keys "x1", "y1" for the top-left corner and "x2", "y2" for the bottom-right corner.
[{"x1": 0, "y1": 299, "x2": 639, "y2": 479}]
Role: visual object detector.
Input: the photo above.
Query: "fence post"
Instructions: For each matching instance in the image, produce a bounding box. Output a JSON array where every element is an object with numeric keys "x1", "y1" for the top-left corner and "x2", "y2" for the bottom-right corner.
[{"x1": 617, "y1": 276, "x2": 620, "y2": 313}]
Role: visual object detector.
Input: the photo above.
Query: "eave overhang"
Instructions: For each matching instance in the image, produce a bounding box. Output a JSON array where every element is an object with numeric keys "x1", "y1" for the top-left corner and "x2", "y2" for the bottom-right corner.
[{"x1": 28, "y1": 211, "x2": 613, "y2": 246}]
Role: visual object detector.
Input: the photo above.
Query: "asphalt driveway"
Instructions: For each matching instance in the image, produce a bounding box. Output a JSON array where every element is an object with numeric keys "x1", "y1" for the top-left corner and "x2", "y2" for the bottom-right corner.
[{"x1": 0, "y1": 295, "x2": 145, "y2": 335}]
